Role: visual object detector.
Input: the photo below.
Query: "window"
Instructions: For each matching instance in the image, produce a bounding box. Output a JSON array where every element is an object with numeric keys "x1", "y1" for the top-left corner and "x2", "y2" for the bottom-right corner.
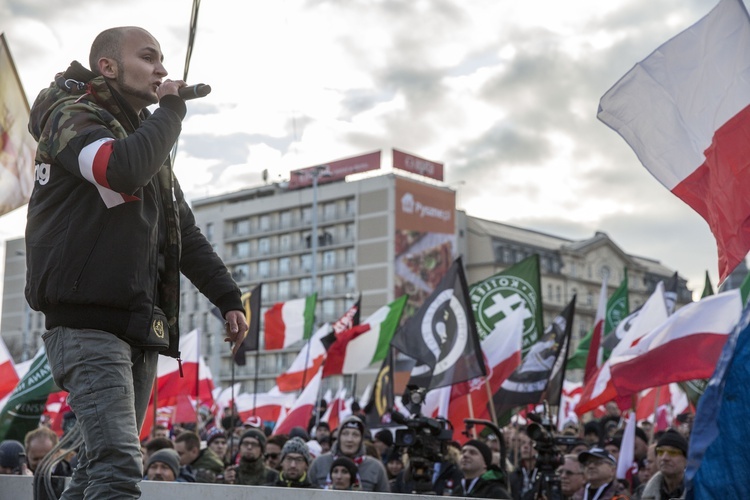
[
  {"x1": 258, "y1": 238, "x2": 270, "y2": 254},
  {"x1": 345, "y1": 272, "x2": 356, "y2": 292},
  {"x1": 205, "y1": 222, "x2": 214, "y2": 242},
  {"x1": 232, "y1": 264, "x2": 249, "y2": 282},
  {"x1": 258, "y1": 261, "x2": 270, "y2": 278},
  {"x1": 322, "y1": 299, "x2": 336, "y2": 319},
  {"x1": 322, "y1": 275, "x2": 336, "y2": 294},
  {"x1": 278, "y1": 281, "x2": 290, "y2": 300},
  {"x1": 233, "y1": 219, "x2": 249, "y2": 236},
  {"x1": 345, "y1": 223, "x2": 355, "y2": 241},
  {"x1": 346, "y1": 248, "x2": 355, "y2": 265},
  {"x1": 345, "y1": 198, "x2": 356, "y2": 215},
  {"x1": 279, "y1": 257, "x2": 291, "y2": 275},
  {"x1": 280, "y1": 210, "x2": 292, "y2": 228},
  {"x1": 300, "y1": 278, "x2": 312, "y2": 295},
  {"x1": 323, "y1": 250, "x2": 336, "y2": 270},
  {"x1": 302, "y1": 207, "x2": 312, "y2": 223},
  {"x1": 259, "y1": 214, "x2": 271, "y2": 231},
  {"x1": 570, "y1": 262, "x2": 577, "y2": 278},
  {"x1": 301, "y1": 254, "x2": 312, "y2": 272},
  {"x1": 555, "y1": 286, "x2": 561, "y2": 303},
  {"x1": 234, "y1": 241, "x2": 249, "y2": 258},
  {"x1": 324, "y1": 203, "x2": 336, "y2": 220},
  {"x1": 280, "y1": 234, "x2": 291, "y2": 251}
]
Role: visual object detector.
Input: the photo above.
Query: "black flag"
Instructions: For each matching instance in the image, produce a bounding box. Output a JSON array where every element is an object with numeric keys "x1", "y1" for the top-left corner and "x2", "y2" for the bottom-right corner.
[
  {"x1": 391, "y1": 257, "x2": 486, "y2": 390},
  {"x1": 234, "y1": 284, "x2": 262, "y2": 365},
  {"x1": 494, "y1": 297, "x2": 576, "y2": 415}
]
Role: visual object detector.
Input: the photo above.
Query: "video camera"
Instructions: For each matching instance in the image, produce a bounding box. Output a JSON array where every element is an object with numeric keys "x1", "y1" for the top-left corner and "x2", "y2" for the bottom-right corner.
[
  {"x1": 391, "y1": 385, "x2": 453, "y2": 494},
  {"x1": 525, "y1": 412, "x2": 565, "y2": 500}
]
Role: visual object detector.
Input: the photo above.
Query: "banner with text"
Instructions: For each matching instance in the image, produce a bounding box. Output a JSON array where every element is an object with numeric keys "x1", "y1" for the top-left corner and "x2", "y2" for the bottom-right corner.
[{"x1": 288, "y1": 151, "x2": 381, "y2": 189}]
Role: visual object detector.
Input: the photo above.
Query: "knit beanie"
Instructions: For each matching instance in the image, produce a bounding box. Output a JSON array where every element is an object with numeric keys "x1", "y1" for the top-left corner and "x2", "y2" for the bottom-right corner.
[
  {"x1": 240, "y1": 428, "x2": 267, "y2": 452},
  {"x1": 340, "y1": 415, "x2": 365, "y2": 435},
  {"x1": 374, "y1": 429, "x2": 394, "y2": 447},
  {"x1": 657, "y1": 429, "x2": 688, "y2": 457},
  {"x1": 331, "y1": 456, "x2": 359, "y2": 481},
  {"x1": 147, "y1": 449, "x2": 180, "y2": 478},
  {"x1": 464, "y1": 439, "x2": 493, "y2": 468},
  {"x1": 281, "y1": 437, "x2": 312, "y2": 465},
  {"x1": 206, "y1": 427, "x2": 226, "y2": 447}
]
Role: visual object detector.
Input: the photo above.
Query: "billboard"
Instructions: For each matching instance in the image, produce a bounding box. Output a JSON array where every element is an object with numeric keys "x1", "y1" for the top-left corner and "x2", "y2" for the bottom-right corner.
[
  {"x1": 392, "y1": 149, "x2": 444, "y2": 181},
  {"x1": 394, "y1": 177, "x2": 456, "y2": 319},
  {"x1": 288, "y1": 151, "x2": 381, "y2": 190}
]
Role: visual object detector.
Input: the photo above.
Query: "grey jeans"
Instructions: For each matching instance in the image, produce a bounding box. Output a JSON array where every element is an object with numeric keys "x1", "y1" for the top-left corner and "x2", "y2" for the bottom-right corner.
[{"x1": 43, "y1": 327, "x2": 158, "y2": 499}]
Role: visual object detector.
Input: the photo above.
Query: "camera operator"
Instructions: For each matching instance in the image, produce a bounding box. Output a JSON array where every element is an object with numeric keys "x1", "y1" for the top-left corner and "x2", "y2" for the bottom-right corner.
[
  {"x1": 510, "y1": 431, "x2": 538, "y2": 499},
  {"x1": 453, "y1": 440, "x2": 511, "y2": 498}
]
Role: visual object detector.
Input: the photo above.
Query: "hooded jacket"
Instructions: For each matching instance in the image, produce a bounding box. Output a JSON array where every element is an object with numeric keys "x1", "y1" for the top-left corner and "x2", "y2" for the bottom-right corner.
[
  {"x1": 453, "y1": 466, "x2": 511, "y2": 499},
  {"x1": 306, "y1": 416, "x2": 390, "y2": 492},
  {"x1": 26, "y1": 62, "x2": 241, "y2": 356}
]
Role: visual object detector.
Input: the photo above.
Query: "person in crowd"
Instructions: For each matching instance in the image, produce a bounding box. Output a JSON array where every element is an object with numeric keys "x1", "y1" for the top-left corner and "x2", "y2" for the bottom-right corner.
[
  {"x1": 603, "y1": 436, "x2": 621, "y2": 463},
  {"x1": 273, "y1": 437, "x2": 313, "y2": 488},
  {"x1": 0, "y1": 440, "x2": 28, "y2": 475},
  {"x1": 318, "y1": 435, "x2": 332, "y2": 454},
  {"x1": 206, "y1": 428, "x2": 230, "y2": 466},
  {"x1": 452, "y1": 439, "x2": 510, "y2": 498},
  {"x1": 265, "y1": 434, "x2": 287, "y2": 471},
  {"x1": 307, "y1": 399, "x2": 328, "y2": 434},
  {"x1": 224, "y1": 428, "x2": 279, "y2": 485},
  {"x1": 583, "y1": 421, "x2": 603, "y2": 447},
  {"x1": 24, "y1": 427, "x2": 73, "y2": 476},
  {"x1": 290, "y1": 426, "x2": 310, "y2": 442},
  {"x1": 328, "y1": 456, "x2": 360, "y2": 491},
  {"x1": 314, "y1": 422, "x2": 331, "y2": 443},
  {"x1": 637, "y1": 429, "x2": 688, "y2": 500},
  {"x1": 25, "y1": 26, "x2": 248, "y2": 498},
  {"x1": 151, "y1": 425, "x2": 170, "y2": 441},
  {"x1": 558, "y1": 454, "x2": 586, "y2": 500},
  {"x1": 386, "y1": 453, "x2": 404, "y2": 486},
  {"x1": 577, "y1": 447, "x2": 629, "y2": 500},
  {"x1": 144, "y1": 449, "x2": 193, "y2": 482},
  {"x1": 143, "y1": 437, "x2": 174, "y2": 467},
  {"x1": 174, "y1": 431, "x2": 224, "y2": 483},
  {"x1": 509, "y1": 431, "x2": 537, "y2": 500},
  {"x1": 373, "y1": 429, "x2": 394, "y2": 464},
  {"x1": 307, "y1": 415, "x2": 389, "y2": 491}
]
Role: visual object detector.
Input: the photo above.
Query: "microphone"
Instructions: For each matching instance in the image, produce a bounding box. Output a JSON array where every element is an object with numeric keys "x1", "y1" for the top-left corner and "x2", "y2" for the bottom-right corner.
[{"x1": 178, "y1": 84, "x2": 212, "y2": 100}]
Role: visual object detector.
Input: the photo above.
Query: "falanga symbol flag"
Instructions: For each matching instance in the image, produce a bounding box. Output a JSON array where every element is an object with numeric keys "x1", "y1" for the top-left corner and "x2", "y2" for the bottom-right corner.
[
  {"x1": 469, "y1": 254, "x2": 543, "y2": 355},
  {"x1": 0, "y1": 346, "x2": 59, "y2": 441}
]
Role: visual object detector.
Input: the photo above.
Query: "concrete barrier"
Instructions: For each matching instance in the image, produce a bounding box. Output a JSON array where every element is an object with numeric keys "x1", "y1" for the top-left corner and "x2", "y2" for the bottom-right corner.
[{"x1": 0, "y1": 475, "x2": 445, "y2": 499}]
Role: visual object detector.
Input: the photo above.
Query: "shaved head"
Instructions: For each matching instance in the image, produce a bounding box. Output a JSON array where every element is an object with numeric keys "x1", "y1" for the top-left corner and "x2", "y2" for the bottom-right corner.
[{"x1": 89, "y1": 27, "x2": 151, "y2": 74}]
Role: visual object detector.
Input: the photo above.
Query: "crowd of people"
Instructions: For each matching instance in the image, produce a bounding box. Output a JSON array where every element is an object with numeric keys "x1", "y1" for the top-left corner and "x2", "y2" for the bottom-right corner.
[{"x1": 0, "y1": 400, "x2": 692, "y2": 499}]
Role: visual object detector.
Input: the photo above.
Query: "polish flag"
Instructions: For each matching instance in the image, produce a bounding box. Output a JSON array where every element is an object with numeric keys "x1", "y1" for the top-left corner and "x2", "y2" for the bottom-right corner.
[
  {"x1": 321, "y1": 385, "x2": 349, "y2": 430},
  {"x1": 609, "y1": 290, "x2": 742, "y2": 396},
  {"x1": 273, "y1": 368, "x2": 322, "y2": 435},
  {"x1": 276, "y1": 324, "x2": 330, "y2": 392},
  {"x1": 0, "y1": 334, "x2": 18, "y2": 399},
  {"x1": 235, "y1": 388, "x2": 296, "y2": 423},
  {"x1": 584, "y1": 276, "x2": 608, "y2": 383},
  {"x1": 557, "y1": 381, "x2": 583, "y2": 431},
  {"x1": 598, "y1": 0, "x2": 750, "y2": 282},
  {"x1": 576, "y1": 283, "x2": 669, "y2": 415},
  {"x1": 140, "y1": 329, "x2": 215, "y2": 440}
]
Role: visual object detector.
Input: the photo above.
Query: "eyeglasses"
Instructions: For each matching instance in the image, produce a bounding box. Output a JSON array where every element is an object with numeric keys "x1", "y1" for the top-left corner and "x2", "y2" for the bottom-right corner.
[
  {"x1": 558, "y1": 470, "x2": 583, "y2": 476},
  {"x1": 283, "y1": 455, "x2": 307, "y2": 464},
  {"x1": 265, "y1": 453, "x2": 280, "y2": 459},
  {"x1": 656, "y1": 448, "x2": 683, "y2": 457}
]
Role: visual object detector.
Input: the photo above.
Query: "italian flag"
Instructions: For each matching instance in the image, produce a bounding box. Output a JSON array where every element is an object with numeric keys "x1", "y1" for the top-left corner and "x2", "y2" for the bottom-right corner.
[
  {"x1": 264, "y1": 293, "x2": 317, "y2": 350},
  {"x1": 323, "y1": 296, "x2": 407, "y2": 377},
  {"x1": 598, "y1": 0, "x2": 750, "y2": 282}
]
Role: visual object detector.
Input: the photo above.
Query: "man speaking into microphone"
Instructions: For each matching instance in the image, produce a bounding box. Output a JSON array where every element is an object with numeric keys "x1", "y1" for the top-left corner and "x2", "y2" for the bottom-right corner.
[{"x1": 26, "y1": 26, "x2": 247, "y2": 499}]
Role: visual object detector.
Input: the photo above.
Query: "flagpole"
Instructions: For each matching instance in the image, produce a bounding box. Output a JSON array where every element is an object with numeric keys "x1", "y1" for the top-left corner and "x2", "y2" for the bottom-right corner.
[
  {"x1": 652, "y1": 386, "x2": 661, "y2": 427},
  {"x1": 152, "y1": 378, "x2": 158, "y2": 436},
  {"x1": 484, "y1": 379, "x2": 499, "y2": 424},
  {"x1": 196, "y1": 330, "x2": 201, "y2": 430},
  {"x1": 252, "y1": 349, "x2": 260, "y2": 416},
  {"x1": 467, "y1": 392, "x2": 478, "y2": 438}
]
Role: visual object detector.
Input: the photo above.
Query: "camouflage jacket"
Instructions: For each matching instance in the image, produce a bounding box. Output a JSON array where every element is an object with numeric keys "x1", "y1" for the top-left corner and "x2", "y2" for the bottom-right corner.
[{"x1": 25, "y1": 61, "x2": 241, "y2": 356}]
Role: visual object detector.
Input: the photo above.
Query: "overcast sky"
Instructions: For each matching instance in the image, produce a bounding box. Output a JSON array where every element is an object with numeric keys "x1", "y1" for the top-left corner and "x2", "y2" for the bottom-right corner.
[{"x1": 0, "y1": 0, "x2": 734, "y2": 306}]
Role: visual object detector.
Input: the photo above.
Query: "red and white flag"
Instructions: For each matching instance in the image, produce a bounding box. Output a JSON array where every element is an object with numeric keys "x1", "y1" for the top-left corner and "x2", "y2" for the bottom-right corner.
[
  {"x1": 446, "y1": 307, "x2": 524, "y2": 436},
  {"x1": 576, "y1": 283, "x2": 669, "y2": 415},
  {"x1": 584, "y1": 276, "x2": 609, "y2": 383},
  {"x1": 140, "y1": 329, "x2": 215, "y2": 439},
  {"x1": 321, "y1": 385, "x2": 349, "y2": 430},
  {"x1": 557, "y1": 381, "x2": 583, "y2": 431},
  {"x1": 276, "y1": 323, "x2": 330, "y2": 392},
  {"x1": 273, "y1": 368, "x2": 322, "y2": 435},
  {"x1": 598, "y1": 0, "x2": 750, "y2": 282},
  {"x1": 609, "y1": 290, "x2": 742, "y2": 396},
  {"x1": 235, "y1": 387, "x2": 296, "y2": 423},
  {"x1": 0, "y1": 334, "x2": 18, "y2": 400}
]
